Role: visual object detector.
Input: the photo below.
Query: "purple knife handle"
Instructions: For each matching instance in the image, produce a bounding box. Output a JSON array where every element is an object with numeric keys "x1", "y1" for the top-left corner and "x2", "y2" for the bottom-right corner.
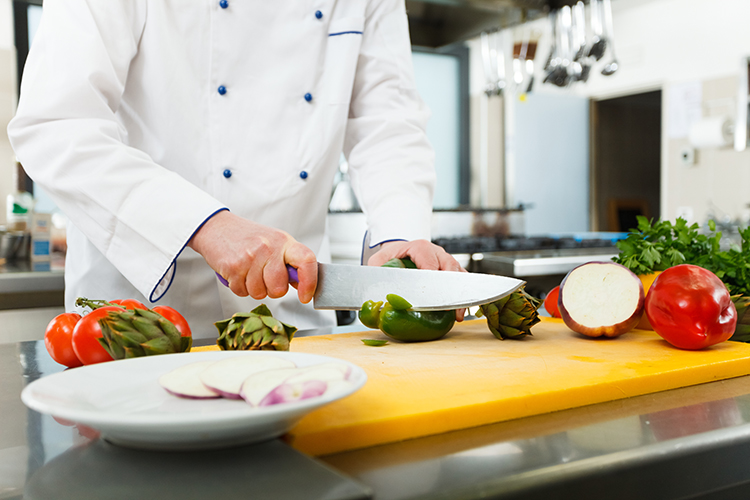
[
  {"x1": 216, "y1": 264, "x2": 298, "y2": 287},
  {"x1": 287, "y1": 264, "x2": 299, "y2": 283},
  {"x1": 215, "y1": 272, "x2": 229, "y2": 287}
]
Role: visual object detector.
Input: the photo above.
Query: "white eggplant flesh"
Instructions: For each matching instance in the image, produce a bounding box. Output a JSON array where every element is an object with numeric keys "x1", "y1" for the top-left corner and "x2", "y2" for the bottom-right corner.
[
  {"x1": 240, "y1": 362, "x2": 350, "y2": 407},
  {"x1": 559, "y1": 261, "x2": 644, "y2": 338},
  {"x1": 259, "y1": 380, "x2": 329, "y2": 406},
  {"x1": 239, "y1": 367, "x2": 301, "y2": 407},
  {"x1": 158, "y1": 361, "x2": 222, "y2": 399},
  {"x1": 198, "y1": 356, "x2": 296, "y2": 399}
]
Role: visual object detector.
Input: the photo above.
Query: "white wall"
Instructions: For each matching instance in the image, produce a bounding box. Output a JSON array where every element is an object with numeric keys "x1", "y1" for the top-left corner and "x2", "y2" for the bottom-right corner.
[{"x1": 582, "y1": 0, "x2": 750, "y2": 100}]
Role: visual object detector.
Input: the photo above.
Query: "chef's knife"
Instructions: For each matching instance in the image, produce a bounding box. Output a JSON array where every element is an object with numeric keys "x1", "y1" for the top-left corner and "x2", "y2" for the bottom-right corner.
[
  {"x1": 217, "y1": 264, "x2": 524, "y2": 310},
  {"x1": 296, "y1": 263, "x2": 524, "y2": 311}
]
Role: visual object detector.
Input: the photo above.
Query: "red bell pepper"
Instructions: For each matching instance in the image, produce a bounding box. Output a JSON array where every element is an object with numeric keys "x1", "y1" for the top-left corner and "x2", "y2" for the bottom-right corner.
[{"x1": 645, "y1": 264, "x2": 737, "y2": 350}]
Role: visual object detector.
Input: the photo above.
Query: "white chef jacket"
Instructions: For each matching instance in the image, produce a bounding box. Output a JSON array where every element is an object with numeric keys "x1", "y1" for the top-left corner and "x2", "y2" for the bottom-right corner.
[{"x1": 8, "y1": 0, "x2": 436, "y2": 338}]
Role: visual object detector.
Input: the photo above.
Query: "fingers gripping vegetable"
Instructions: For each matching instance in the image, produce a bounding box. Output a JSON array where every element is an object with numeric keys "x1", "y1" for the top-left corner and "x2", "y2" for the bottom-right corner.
[
  {"x1": 645, "y1": 264, "x2": 737, "y2": 350},
  {"x1": 215, "y1": 305, "x2": 297, "y2": 351},
  {"x1": 360, "y1": 293, "x2": 455, "y2": 342},
  {"x1": 476, "y1": 287, "x2": 541, "y2": 340},
  {"x1": 44, "y1": 313, "x2": 83, "y2": 368}
]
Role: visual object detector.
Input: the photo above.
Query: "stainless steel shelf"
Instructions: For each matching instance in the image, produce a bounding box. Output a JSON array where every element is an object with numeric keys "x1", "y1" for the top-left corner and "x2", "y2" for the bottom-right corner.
[{"x1": 0, "y1": 270, "x2": 64, "y2": 293}]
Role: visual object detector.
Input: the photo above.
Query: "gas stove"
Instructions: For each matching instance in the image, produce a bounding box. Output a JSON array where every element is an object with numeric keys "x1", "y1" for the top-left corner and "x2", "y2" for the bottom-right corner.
[
  {"x1": 432, "y1": 235, "x2": 622, "y2": 255},
  {"x1": 433, "y1": 234, "x2": 625, "y2": 298}
]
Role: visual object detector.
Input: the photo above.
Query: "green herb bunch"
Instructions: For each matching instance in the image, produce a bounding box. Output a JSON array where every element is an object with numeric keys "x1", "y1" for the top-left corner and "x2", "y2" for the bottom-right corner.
[{"x1": 613, "y1": 216, "x2": 750, "y2": 297}]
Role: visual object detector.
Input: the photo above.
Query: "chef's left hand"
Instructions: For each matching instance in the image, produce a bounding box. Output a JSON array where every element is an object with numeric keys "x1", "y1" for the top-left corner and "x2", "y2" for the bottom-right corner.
[{"x1": 367, "y1": 239, "x2": 467, "y2": 321}]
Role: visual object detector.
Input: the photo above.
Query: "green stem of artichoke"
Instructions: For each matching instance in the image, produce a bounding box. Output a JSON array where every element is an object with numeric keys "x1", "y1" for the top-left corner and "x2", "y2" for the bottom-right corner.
[{"x1": 74, "y1": 297, "x2": 125, "y2": 311}]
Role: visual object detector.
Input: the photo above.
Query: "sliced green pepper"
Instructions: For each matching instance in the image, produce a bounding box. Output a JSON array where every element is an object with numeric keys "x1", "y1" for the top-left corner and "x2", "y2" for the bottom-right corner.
[
  {"x1": 382, "y1": 257, "x2": 418, "y2": 269},
  {"x1": 359, "y1": 300, "x2": 384, "y2": 329},
  {"x1": 358, "y1": 259, "x2": 455, "y2": 342}
]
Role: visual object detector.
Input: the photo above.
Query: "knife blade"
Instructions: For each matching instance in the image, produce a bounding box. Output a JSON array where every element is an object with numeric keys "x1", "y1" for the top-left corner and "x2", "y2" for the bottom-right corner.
[
  {"x1": 309, "y1": 263, "x2": 525, "y2": 311},
  {"x1": 217, "y1": 264, "x2": 525, "y2": 311}
]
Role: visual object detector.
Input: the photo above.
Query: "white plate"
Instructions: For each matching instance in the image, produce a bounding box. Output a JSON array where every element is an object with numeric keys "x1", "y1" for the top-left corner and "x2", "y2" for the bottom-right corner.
[{"x1": 21, "y1": 351, "x2": 367, "y2": 451}]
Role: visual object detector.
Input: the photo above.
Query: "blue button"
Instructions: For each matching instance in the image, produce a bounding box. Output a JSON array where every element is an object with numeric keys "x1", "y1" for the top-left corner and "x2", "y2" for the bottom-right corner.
[
  {"x1": 219, "y1": 0, "x2": 229, "y2": 8},
  {"x1": 223, "y1": 169, "x2": 232, "y2": 178},
  {"x1": 315, "y1": 10, "x2": 323, "y2": 19},
  {"x1": 304, "y1": 93, "x2": 313, "y2": 102},
  {"x1": 218, "y1": 85, "x2": 227, "y2": 95},
  {"x1": 299, "y1": 170, "x2": 308, "y2": 180}
]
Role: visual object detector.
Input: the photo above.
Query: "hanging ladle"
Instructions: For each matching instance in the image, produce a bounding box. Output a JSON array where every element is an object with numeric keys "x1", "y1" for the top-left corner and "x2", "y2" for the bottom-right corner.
[
  {"x1": 600, "y1": 0, "x2": 619, "y2": 75},
  {"x1": 587, "y1": 0, "x2": 607, "y2": 61}
]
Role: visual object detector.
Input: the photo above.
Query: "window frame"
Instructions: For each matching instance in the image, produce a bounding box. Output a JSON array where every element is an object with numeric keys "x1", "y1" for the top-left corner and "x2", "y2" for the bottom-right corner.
[{"x1": 412, "y1": 43, "x2": 471, "y2": 207}]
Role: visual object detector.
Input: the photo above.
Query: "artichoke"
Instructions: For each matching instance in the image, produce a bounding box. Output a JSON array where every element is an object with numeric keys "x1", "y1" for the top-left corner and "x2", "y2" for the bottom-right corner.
[
  {"x1": 98, "y1": 308, "x2": 192, "y2": 359},
  {"x1": 477, "y1": 288, "x2": 542, "y2": 340},
  {"x1": 215, "y1": 305, "x2": 297, "y2": 351}
]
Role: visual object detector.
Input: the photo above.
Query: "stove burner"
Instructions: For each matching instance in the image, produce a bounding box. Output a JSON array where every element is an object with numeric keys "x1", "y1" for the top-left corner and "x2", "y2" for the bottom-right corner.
[{"x1": 432, "y1": 236, "x2": 620, "y2": 254}]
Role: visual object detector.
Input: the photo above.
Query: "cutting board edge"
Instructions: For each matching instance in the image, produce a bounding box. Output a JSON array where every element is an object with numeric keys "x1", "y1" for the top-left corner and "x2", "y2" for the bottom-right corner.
[{"x1": 287, "y1": 357, "x2": 750, "y2": 456}]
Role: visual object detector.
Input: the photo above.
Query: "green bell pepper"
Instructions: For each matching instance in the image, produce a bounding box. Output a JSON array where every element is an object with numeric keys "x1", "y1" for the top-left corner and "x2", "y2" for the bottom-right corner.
[{"x1": 358, "y1": 259, "x2": 455, "y2": 342}]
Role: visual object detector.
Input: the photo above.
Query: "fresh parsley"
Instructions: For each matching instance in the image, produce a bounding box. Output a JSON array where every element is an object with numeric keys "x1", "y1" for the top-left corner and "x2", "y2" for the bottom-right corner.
[{"x1": 613, "y1": 216, "x2": 750, "y2": 297}]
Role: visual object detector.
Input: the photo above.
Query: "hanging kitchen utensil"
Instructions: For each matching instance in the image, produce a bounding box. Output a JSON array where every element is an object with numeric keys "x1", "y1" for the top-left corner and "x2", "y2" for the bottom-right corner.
[
  {"x1": 587, "y1": 0, "x2": 607, "y2": 61},
  {"x1": 480, "y1": 31, "x2": 497, "y2": 96},
  {"x1": 543, "y1": 11, "x2": 561, "y2": 86},
  {"x1": 572, "y1": 1, "x2": 587, "y2": 62},
  {"x1": 514, "y1": 26, "x2": 534, "y2": 96},
  {"x1": 600, "y1": 0, "x2": 620, "y2": 76},
  {"x1": 544, "y1": 8, "x2": 572, "y2": 88},
  {"x1": 480, "y1": 30, "x2": 508, "y2": 96}
]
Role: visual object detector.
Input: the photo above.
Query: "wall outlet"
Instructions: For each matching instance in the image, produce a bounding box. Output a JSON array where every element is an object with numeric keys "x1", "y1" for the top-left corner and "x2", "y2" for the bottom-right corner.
[
  {"x1": 680, "y1": 147, "x2": 696, "y2": 165},
  {"x1": 676, "y1": 206, "x2": 694, "y2": 222}
]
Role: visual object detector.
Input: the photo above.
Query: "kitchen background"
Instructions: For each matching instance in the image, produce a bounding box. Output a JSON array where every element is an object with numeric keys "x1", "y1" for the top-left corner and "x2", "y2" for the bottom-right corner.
[{"x1": 1, "y1": 0, "x2": 750, "y2": 338}]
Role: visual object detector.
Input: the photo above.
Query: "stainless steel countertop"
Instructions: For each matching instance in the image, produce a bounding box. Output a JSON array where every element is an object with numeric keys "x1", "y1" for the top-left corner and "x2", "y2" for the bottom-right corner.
[
  {"x1": 0, "y1": 260, "x2": 64, "y2": 293},
  {"x1": 5, "y1": 327, "x2": 750, "y2": 499}
]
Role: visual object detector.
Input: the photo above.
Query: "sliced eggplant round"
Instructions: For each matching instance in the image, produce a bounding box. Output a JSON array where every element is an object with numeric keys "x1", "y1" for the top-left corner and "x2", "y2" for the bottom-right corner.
[
  {"x1": 559, "y1": 261, "x2": 645, "y2": 338},
  {"x1": 158, "y1": 361, "x2": 222, "y2": 399},
  {"x1": 198, "y1": 355, "x2": 296, "y2": 399}
]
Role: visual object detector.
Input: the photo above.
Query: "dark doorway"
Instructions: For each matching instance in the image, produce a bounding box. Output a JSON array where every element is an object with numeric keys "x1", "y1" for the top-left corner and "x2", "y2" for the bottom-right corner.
[{"x1": 590, "y1": 90, "x2": 662, "y2": 232}]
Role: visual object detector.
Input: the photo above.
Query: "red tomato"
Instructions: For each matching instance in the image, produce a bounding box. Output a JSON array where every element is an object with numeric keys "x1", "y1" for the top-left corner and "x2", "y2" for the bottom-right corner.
[
  {"x1": 544, "y1": 286, "x2": 561, "y2": 318},
  {"x1": 44, "y1": 313, "x2": 83, "y2": 368},
  {"x1": 110, "y1": 299, "x2": 147, "y2": 310},
  {"x1": 645, "y1": 264, "x2": 737, "y2": 350},
  {"x1": 152, "y1": 305, "x2": 192, "y2": 337},
  {"x1": 71, "y1": 306, "x2": 120, "y2": 365}
]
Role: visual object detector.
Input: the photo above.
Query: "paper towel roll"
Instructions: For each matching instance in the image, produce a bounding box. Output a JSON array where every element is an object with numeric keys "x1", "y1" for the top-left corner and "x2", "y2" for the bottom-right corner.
[{"x1": 688, "y1": 116, "x2": 734, "y2": 148}]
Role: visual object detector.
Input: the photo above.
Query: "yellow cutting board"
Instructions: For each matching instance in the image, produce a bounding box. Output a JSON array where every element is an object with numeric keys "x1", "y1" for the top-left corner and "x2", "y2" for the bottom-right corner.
[{"x1": 276, "y1": 318, "x2": 750, "y2": 456}]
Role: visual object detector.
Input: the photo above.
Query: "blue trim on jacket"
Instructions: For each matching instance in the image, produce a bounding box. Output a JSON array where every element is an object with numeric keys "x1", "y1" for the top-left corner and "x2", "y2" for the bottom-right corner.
[
  {"x1": 149, "y1": 207, "x2": 230, "y2": 302},
  {"x1": 329, "y1": 31, "x2": 363, "y2": 37},
  {"x1": 360, "y1": 230, "x2": 407, "y2": 265}
]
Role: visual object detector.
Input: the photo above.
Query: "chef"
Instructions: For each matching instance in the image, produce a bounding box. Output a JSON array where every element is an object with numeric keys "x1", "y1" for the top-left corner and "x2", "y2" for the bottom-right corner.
[{"x1": 8, "y1": 0, "x2": 462, "y2": 337}]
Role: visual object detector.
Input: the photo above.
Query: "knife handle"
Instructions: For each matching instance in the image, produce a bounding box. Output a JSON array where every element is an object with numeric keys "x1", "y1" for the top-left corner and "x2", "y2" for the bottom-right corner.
[{"x1": 215, "y1": 265, "x2": 298, "y2": 287}]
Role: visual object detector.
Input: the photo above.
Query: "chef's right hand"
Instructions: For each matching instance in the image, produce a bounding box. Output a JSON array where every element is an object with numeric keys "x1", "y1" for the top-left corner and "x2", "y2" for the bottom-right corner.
[{"x1": 187, "y1": 211, "x2": 317, "y2": 303}]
